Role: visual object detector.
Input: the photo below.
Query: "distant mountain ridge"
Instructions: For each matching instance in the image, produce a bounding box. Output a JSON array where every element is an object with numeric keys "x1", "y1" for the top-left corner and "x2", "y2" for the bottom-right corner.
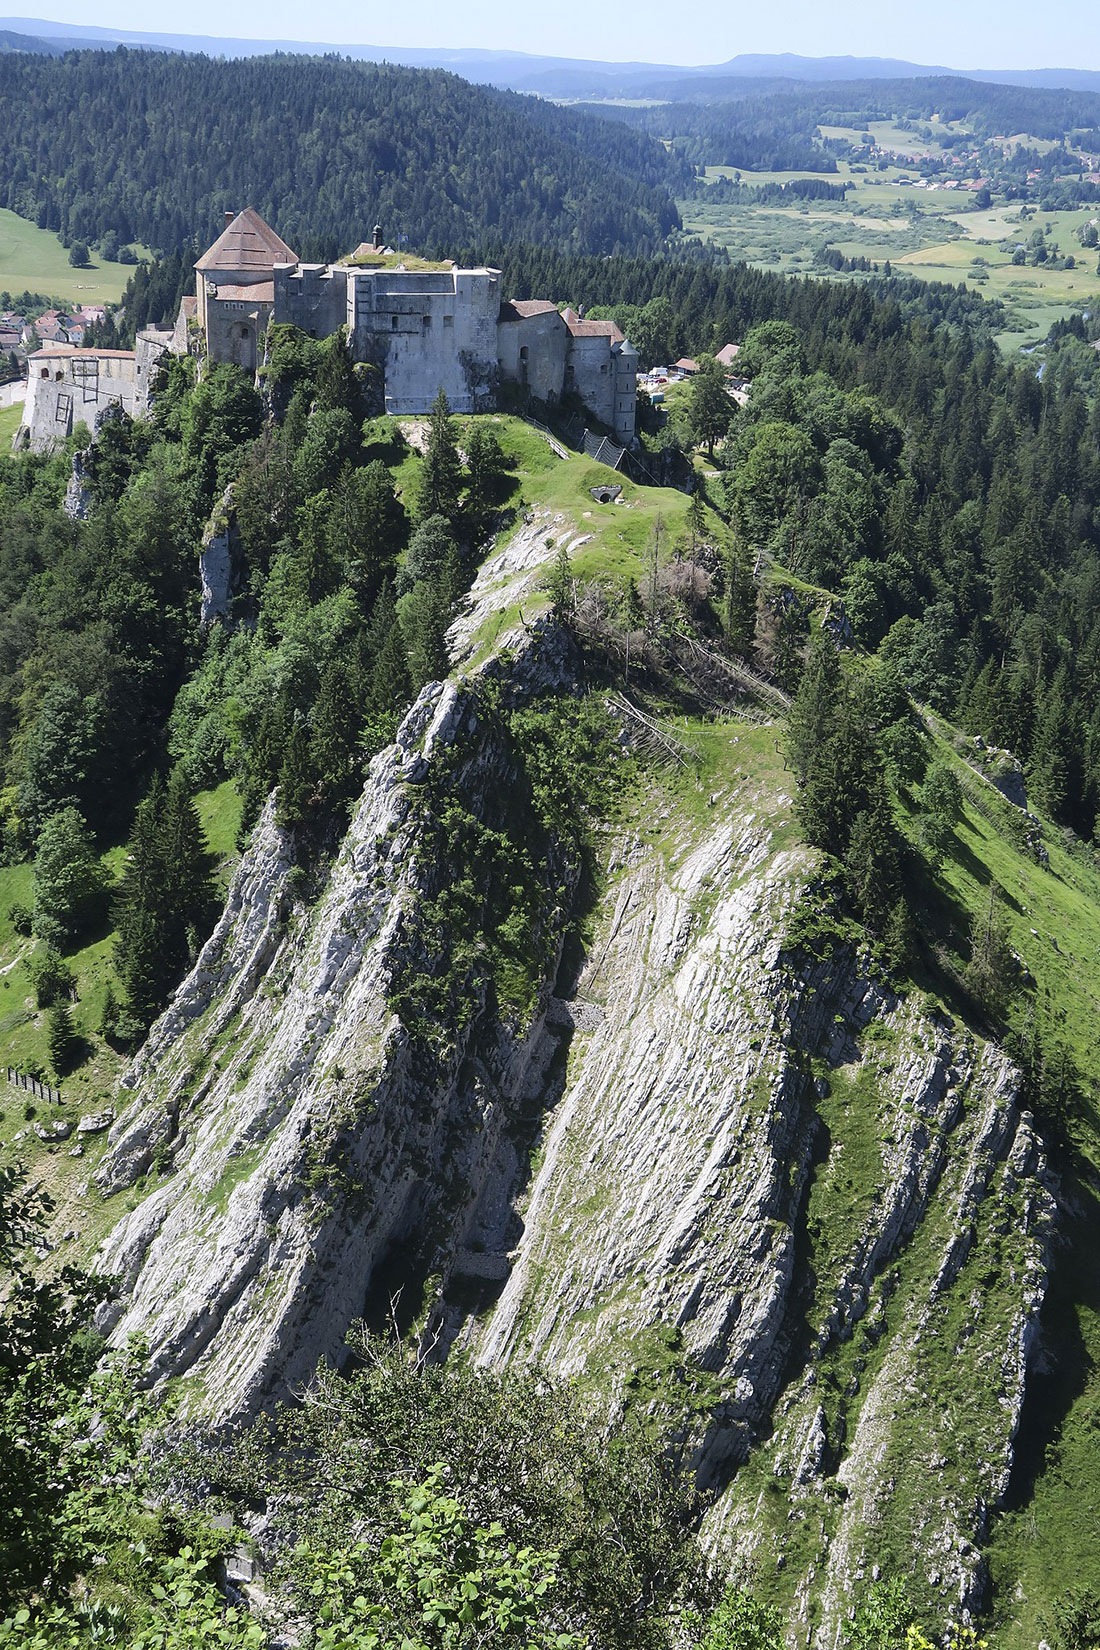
[{"x1": 1, "y1": 19, "x2": 1099, "y2": 94}]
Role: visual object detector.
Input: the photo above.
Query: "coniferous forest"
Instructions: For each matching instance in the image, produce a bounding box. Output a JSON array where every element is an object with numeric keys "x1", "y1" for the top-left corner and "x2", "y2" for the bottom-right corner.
[{"x1": 0, "y1": 51, "x2": 684, "y2": 260}]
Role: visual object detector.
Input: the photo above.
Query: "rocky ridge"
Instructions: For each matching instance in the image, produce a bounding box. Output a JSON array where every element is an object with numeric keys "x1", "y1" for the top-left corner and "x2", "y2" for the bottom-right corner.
[
  {"x1": 95, "y1": 668, "x2": 575, "y2": 1414},
  {"x1": 92, "y1": 580, "x2": 1058, "y2": 1634}
]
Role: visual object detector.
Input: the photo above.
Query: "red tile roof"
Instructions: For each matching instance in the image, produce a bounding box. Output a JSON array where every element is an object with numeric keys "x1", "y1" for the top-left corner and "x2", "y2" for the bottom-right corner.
[
  {"x1": 565, "y1": 316, "x2": 625, "y2": 341},
  {"x1": 195, "y1": 208, "x2": 297, "y2": 274}
]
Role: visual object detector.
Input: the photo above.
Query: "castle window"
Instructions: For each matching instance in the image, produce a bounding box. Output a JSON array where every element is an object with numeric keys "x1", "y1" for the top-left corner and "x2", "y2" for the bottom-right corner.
[
  {"x1": 443, "y1": 314, "x2": 454, "y2": 329},
  {"x1": 422, "y1": 314, "x2": 432, "y2": 330},
  {"x1": 392, "y1": 315, "x2": 399, "y2": 331}
]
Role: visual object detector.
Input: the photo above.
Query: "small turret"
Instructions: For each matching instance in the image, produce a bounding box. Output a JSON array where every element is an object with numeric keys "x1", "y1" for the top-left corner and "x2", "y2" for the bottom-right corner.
[{"x1": 373, "y1": 223, "x2": 383, "y2": 250}]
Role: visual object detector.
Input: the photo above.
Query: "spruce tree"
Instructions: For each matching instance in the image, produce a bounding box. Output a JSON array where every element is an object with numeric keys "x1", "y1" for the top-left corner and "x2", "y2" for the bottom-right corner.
[
  {"x1": 724, "y1": 539, "x2": 756, "y2": 658},
  {"x1": 160, "y1": 769, "x2": 215, "y2": 966},
  {"x1": 366, "y1": 585, "x2": 413, "y2": 747},
  {"x1": 464, "y1": 421, "x2": 506, "y2": 520},
  {"x1": 314, "y1": 330, "x2": 360, "y2": 416},
  {"x1": 399, "y1": 581, "x2": 452, "y2": 693},
  {"x1": 46, "y1": 999, "x2": 77, "y2": 1081},
  {"x1": 964, "y1": 888, "x2": 1018, "y2": 1023},
  {"x1": 687, "y1": 358, "x2": 733, "y2": 458},
  {"x1": 415, "y1": 390, "x2": 463, "y2": 527},
  {"x1": 312, "y1": 657, "x2": 363, "y2": 812},
  {"x1": 277, "y1": 721, "x2": 316, "y2": 829},
  {"x1": 786, "y1": 632, "x2": 841, "y2": 786},
  {"x1": 32, "y1": 807, "x2": 108, "y2": 950},
  {"x1": 114, "y1": 776, "x2": 171, "y2": 1028}
]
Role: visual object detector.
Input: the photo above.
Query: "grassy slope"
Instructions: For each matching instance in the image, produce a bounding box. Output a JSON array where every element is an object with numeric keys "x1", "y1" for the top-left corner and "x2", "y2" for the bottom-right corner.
[
  {"x1": 0, "y1": 207, "x2": 143, "y2": 306},
  {"x1": 443, "y1": 414, "x2": 706, "y2": 668},
  {"x1": 896, "y1": 728, "x2": 1100, "y2": 1645},
  {"x1": 0, "y1": 780, "x2": 242, "y2": 1260},
  {"x1": 0, "y1": 401, "x2": 23, "y2": 449}
]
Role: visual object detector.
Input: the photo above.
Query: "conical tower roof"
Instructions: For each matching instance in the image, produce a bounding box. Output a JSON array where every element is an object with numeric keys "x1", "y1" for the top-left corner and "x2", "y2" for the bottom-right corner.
[{"x1": 195, "y1": 208, "x2": 297, "y2": 274}]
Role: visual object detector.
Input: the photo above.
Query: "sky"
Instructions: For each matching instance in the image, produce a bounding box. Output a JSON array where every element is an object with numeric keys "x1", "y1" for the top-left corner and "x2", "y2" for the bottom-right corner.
[{"x1": 15, "y1": 0, "x2": 1100, "y2": 69}]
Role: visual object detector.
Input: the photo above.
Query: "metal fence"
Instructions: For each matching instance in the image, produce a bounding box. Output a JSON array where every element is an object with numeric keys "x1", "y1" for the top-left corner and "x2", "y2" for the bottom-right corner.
[{"x1": 7, "y1": 1066, "x2": 62, "y2": 1106}]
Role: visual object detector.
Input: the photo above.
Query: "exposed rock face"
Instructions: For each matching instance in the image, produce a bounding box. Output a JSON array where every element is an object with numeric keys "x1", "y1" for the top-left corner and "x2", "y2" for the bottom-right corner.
[
  {"x1": 199, "y1": 485, "x2": 237, "y2": 622},
  {"x1": 95, "y1": 635, "x2": 1057, "y2": 1637},
  {"x1": 463, "y1": 776, "x2": 1055, "y2": 1631},
  {"x1": 95, "y1": 676, "x2": 574, "y2": 1415},
  {"x1": 62, "y1": 446, "x2": 92, "y2": 520}
]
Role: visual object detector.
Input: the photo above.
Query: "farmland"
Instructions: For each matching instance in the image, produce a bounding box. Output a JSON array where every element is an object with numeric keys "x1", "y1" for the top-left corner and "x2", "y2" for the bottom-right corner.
[
  {"x1": 680, "y1": 160, "x2": 1100, "y2": 351},
  {"x1": 0, "y1": 207, "x2": 141, "y2": 306}
]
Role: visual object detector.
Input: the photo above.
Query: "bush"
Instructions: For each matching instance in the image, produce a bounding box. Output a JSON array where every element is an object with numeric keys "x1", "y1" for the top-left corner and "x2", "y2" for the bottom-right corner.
[
  {"x1": 8, "y1": 901, "x2": 32, "y2": 936},
  {"x1": 29, "y1": 947, "x2": 76, "y2": 1009}
]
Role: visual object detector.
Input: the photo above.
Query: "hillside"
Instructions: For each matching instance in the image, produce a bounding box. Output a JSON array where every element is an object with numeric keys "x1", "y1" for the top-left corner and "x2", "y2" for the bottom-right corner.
[
  {"x1": 71, "y1": 423, "x2": 1099, "y2": 1643},
  {"x1": 0, "y1": 49, "x2": 682, "y2": 261},
  {"x1": 3, "y1": 240, "x2": 1100, "y2": 1647}
]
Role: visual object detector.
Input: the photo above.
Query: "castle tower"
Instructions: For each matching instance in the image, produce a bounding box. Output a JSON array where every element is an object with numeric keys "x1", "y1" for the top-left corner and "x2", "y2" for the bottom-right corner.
[{"x1": 194, "y1": 208, "x2": 298, "y2": 371}]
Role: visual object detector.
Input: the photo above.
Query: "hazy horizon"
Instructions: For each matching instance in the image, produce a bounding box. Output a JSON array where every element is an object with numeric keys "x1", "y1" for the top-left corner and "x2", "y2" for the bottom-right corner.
[{"x1": 9, "y1": 0, "x2": 1100, "y2": 74}]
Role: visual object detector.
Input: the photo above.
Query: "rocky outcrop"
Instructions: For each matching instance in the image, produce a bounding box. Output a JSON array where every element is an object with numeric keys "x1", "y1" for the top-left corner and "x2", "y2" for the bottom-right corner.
[
  {"x1": 95, "y1": 675, "x2": 574, "y2": 1415},
  {"x1": 199, "y1": 485, "x2": 237, "y2": 622},
  {"x1": 461, "y1": 777, "x2": 1056, "y2": 1635}
]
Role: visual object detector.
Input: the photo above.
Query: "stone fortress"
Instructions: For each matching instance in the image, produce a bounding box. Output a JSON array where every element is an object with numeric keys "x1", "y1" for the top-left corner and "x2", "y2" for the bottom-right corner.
[{"x1": 19, "y1": 208, "x2": 637, "y2": 450}]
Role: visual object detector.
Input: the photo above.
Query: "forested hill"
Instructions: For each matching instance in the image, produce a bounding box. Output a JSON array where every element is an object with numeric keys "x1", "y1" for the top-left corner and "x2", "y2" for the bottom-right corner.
[
  {"x1": 586, "y1": 74, "x2": 1100, "y2": 170},
  {"x1": 0, "y1": 49, "x2": 685, "y2": 259}
]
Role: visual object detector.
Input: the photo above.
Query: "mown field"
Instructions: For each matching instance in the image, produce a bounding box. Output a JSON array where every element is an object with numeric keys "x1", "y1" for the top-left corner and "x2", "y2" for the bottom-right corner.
[{"x1": 0, "y1": 206, "x2": 141, "y2": 306}]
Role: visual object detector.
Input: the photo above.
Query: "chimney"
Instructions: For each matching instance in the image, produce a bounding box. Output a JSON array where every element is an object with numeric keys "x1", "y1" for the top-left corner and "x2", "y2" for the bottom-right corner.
[
  {"x1": 224, "y1": 210, "x2": 235, "y2": 229},
  {"x1": 373, "y1": 222, "x2": 383, "y2": 249}
]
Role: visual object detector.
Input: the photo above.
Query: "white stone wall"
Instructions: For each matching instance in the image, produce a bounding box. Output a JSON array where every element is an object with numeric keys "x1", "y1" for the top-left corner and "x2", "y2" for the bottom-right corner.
[
  {"x1": 274, "y1": 263, "x2": 349, "y2": 341},
  {"x1": 135, "y1": 328, "x2": 173, "y2": 414},
  {"x1": 497, "y1": 309, "x2": 568, "y2": 404},
  {"x1": 347, "y1": 267, "x2": 500, "y2": 415},
  {"x1": 611, "y1": 341, "x2": 638, "y2": 446},
  {"x1": 566, "y1": 332, "x2": 616, "y2": 430},
  {"x1": 23, "y1": 353, "x2": 139, "y2": 451}
]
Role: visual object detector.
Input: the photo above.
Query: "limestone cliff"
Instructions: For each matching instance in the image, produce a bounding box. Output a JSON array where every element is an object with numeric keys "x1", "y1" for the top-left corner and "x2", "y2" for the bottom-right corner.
[{"x1": 93, "y1": 587, "x2": 1057, "y2": 1636}]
